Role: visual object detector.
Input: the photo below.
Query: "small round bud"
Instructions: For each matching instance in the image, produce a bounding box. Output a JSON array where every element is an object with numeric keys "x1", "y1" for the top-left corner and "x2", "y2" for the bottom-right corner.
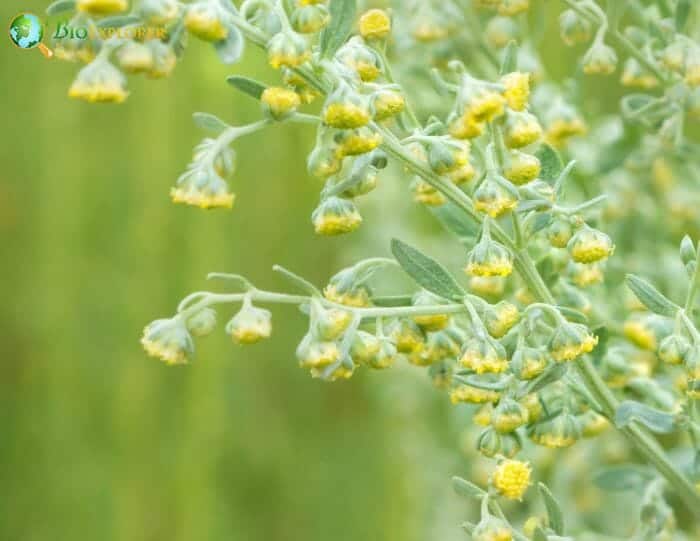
[
  {"x1": 582, "y1": 41, "x2": 618, "y2": 75},
  {"x1": 485, "y1": 16, "x2": 519, "y2": 49},
  {"x1": 502, "y1": 150, "x2": 540, "y2": 185},
  {"x1": 68, "y1": 58, "x2": 129, "y2": 104},
  {"x1": 359, "y1": 9, "x2": 391, "y2": 41},
  {"x1": 559, "y1": 9, "x2": 591, "y2": 46},
  {"x1": 312, "y1": 196, "x2": 362, "y2": 236},
  {"x1": 621, "y1": 57, "x2": 659, "y2": 89},
  {"x1": 528, "y1": 410, "x2": 582, "y2": 448},
  {"x1": 658, "y1": 334, "x2": 690, "y2": 365},
  {"x1": 492, "y1": 459, "x2": 531, "y2": 500},
  {"x1": 476, "y1": 426, "x2": 502, "y2": 458},
  {"x1": 412, "y1": 290, "x2": 450, "y2": 331},
  {"x1": 185, "y1": 3, "x2": 228, "y2": 42},
  {"x1": 503, "y1": 110, "x2": 542, "y2": 148},
  {"x1": 336, "y1": 39, "x2": 382, "y2": 81},
  {"x1": 548, "y1": 218, "x2": 573, "y2": 248},
  {"x1": 427, "y1": 139, "x2": 470, "y2": 175},
  {"x1": 296, "y1": 334, "x2": 341, "y2": 370},
  {"x1": 310, "y1": 301, "x2": 352, "y2": 341},
  {"x1": 141, "y1": 317, "x2": 194, "y2": 365},
  {"x1": 520, "y1": 393, "x2": 543, "y2": 422},
  {"x1": 449, "y1": 162, "x2": 477, "y2": 185},
  {"x1": 334, "y1": 127, "x2": 382, "y2": 156},
  {"x1": 323, "y1": 88, "x2": 371, "y2": 129},
  {"x1": 307, "y1": 144, "x2": 343, "y2": 179},
  {"x1": 140, "y1": 0, "x2": 180, "y2": 24},
  {"x1": 387, "y1": 318, "x2": 425, "y2": 354},
  {"x1": 579, "y1": 410, "x2": 610, "y2": 438},
  {"x1": 408, "y1": 330, "x2": 459, "y2": 366},
  {"x1": 226, "y1": 304, "x2": 272, "y2": 345},
  {"x1": 459, "y1": 336, "x2": 509, "y2": 374},
  {"x1": 568, "y1": 261, "x2": 604, "y2": 288},
  {"x1": 370, "y1": 341, "x2": 398, "y2": 370},
  {"x1": 117, "y1": 41, "x2": 155, "y2": 74},
  {"x1": 501, "y1": 72, "x2": 530, "y2": 111},
  {"x1": 567, "y1": 224, "x2": 615, "y2": 263},
  {"x1": 186, "y1": 307, "x2": 217, "y2": 337},
  {"x1": 461, "y1": 85, "x2": 506, "y2": 123},
  {"x1": 473, "y1": 516, "x2": 514, "y2": 541},
  {"x1": 510, "y1": 346, "x2": 548, "y2": 380},
  {"x1": 350, "y1": 331, "x2": 381, "y2": 364},
  {"x1": 261, "y1": 86, "x2": 301, "y2": 120},
  {"x1": 466, "y1": 231, "x2": 514, "y2": 277},
  {"x1": 77, "y1": 0, "x2": 128, "y2": 15},
  {"x1": 474, "y1": 176, "x2": 519, "y2": 218},
  {"x1": 291, "y1": 4, "x2": 330, "y2": 34},
  {"x1": 147, "y1": 41, "x2": 177, "y2": 79},
  {"x1": 371, "y1": 89, "x2": 405, "y2": 121},
  {"x1": 473, "y1": 403, "x2": 494, "y2": 426},
  {"x1": 483, "y1": 301, "x2": 520, "y2": 338},
  {"x1": 171, "y1": 165, "x2": 234, "y2": 210},
  {"x1": 549, "y1": 322, "x2": 598, "y2": 362},
  {"x1": 448, "y1": 111, "x2": 485, "y2": 140},
  {"x1": 412, "y1": 179, "x2": 447, "y2": 206},
  {"x1": 267, "y1": 31, "x2": 311, "y2": 69},
  {"x1": 491, "y1": 398, "x2": 530, "y2": 433},
  {"x1": 469, "y1": 276, "x2": 505, "y2": 298},
  {"x1": 684, "y1": 49, "x2": 700, "y2": 87},
  {"x1": 324, "y1": 267, "x2": 372, "y2": 307},
  {"x1": 661, "y1": 39, "x2": 688, "y2": 73},
  {"x1": 450, "y1": 383, "x2": 501, "y2": 405}
]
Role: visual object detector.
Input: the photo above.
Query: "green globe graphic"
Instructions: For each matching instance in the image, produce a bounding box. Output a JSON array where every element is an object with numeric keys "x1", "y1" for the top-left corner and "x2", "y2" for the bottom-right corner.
[{"x1": 9, "y1": 13, "x2": 43, "y2": 50}]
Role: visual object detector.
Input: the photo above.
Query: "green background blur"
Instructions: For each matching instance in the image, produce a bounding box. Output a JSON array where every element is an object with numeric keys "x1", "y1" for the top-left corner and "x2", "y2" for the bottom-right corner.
[{"x1": 0, "y1": 2, "x2": 471, "y2": 540}]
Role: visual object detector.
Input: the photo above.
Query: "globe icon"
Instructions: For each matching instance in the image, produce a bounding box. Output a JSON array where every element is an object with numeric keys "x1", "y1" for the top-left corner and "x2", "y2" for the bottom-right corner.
[{"x1": 9, "y1": 13, "x2": 44, "y2": 50}]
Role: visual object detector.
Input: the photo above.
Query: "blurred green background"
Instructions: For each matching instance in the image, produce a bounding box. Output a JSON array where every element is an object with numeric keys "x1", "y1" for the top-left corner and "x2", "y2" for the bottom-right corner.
[{"x1": 0, "y1": 2, "x2": 469, "y2": 540}]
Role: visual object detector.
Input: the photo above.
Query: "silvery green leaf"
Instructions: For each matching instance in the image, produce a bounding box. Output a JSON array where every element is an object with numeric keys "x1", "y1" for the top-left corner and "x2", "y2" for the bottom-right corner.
[
  {"x1": 526, "y1": 212, "x2": 553, "y2": 236},
  {"x1": 430, "y1": 202, "x2": 479, "y2": 243},
  {"x1": 215, "y1": 24, "x2": 244, "y2": 64},
  {"x1": 459, "y1": 375, "x2": 508, "y2": 390},
  {"x1": 536, "y1": 257, "x2": 558, "y2": 288},
  {"x1": 96, "y1": 15, "x2": 142, "y2": 28},
  {"x1": 226, "y1": 75, "x2": 267, "y2": 100},
  {"x1": 193, "y1": 113, "x2": 229, "y2": 135},
  {"x1": 676, "y1": 0, "x2": 691, "y2": 31},
  {"x1": 535, "y1": 144, "x2": 563, "y2": 182},
  {"x1": 538, "y1": 483, "x2": 564, "y2": 535},
  {"x1": 451, "y1": 476, "x2": 486, "y2": 500},
  {"x1": 526, "y1": 363, "x2": 568, "y2": 395},
  {"x1": 556, "y1": 306, "x2": 588, "y2": 324},
  {"x1": 46, "y1": 0, "x2": 76, "y2": 15},
  {"x1": 614, "y1": 400, "x2": 678, "y2": 434},
  {"x1": 391, "y1": 239, "x2": 465, "y2": 301},
  {"x1": 625, "y1": 274, "x2": 679, "y2": 317},
  {"x1": 590, "y1": 326, "x2": 608, "y2": 362},
  {"x1": 499, "y1": 41, "x2": 518, "y2": 75},
  {"x1": 319, "y1": 0, "x2": 356, "y2": 58},
  {"x1": 593, "y1": 465, "x2": 653, "y2": 491}
]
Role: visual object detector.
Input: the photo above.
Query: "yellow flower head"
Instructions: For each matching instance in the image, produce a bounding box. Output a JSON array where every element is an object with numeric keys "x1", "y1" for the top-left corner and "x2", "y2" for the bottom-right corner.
[
  {"x1": 547, "y1": 218, "x2": 573, "y2": 248},
  {"x1": 350, "y1": 331, "x2": 381, "y2": 365},
  {"x1": 388, "y1": 318, "x2": 425, "y2": 353},
  {"x1": 568, "y1": 261, "x2": 604, "y2": 288},
  {"x1": 267, "y1": 31, "x2": 311, "y2": 69},
  {"x1": 261, "y1": 86, "x2": 301, "y2": 119},
  {"x1": 371, "y1": 89, "x2": 405, "y2": 121},
  {"x1": 484, "y1": 301, "x2": 520, "y2": 338},
  {"x1": 185, "y1": 3, "x2": 228, "y2": 42},
  {"x1": 510, "y1": 346, "x2": 548, "y2": 380},
  {"x1": 504, "y1": 110, "x2": 542, "y2": 148},
  {"x1": 491, "y1": 398, "x2": 530, "y2": 433},
  {"x1": 544, "y1": 102, "x2": 587, "y2": 147},
  {"x1": 147, "y1": 40, "x2": 177, "y2": 79},
  {"x1": 501, "y1": 72, "x2": 530, "y2": 111},
  {"x1": 141, "y1": 0, "x2": 180, "y2": 25},
  {"x1": 335, "y1": 127, "x2": 382, "y2": 156},
  {"x1": 324, "y1": 267, "x2": 373, "y2": 307},
  {"x1": 582, "y1": 41, "x2": 618, "y2": 75},
  {"x1": 465, "y1": 88, "x2": 506, "y2": 123},
  {"x1": 466, "y1": 232, "x2": 514, "y2": 277},
  {"x1": 567, "y1": 225, "x2": 614, "y2": 263},
  {"x1": 474, "y1": 176, "x2": 519, "y2": 218},
  {"x1": 469, "y1": 276, "x2": 506, "y2": 298},
  {"x1": 117, "y1": 41, "x2": 154, "y2": 74},
  {"x1": 291, "y1": 3, "x2": 330, "y2": 34},
  {"x1": 359, "y1": 9, "x2": 392, "y2": 40},
  {"x1": 336, "y1": 39, "x2": 382, "y2": 81},
  {"x1": 412, "y1": 179, "x2": 447, "y2": 206},
  {"x1": 77, "y1": 0, "x2": 128, "y2": 15},
  {"x1": 559, "y1": 9, "x2": 591, "y2": 46},
  {"x1": 369, "y1": 341, "x2": 398, "y2": 370},
  {"x1": 226, "y1": 302, "x2": 272, "y2": 344},
  {"x1": 450, "y1": 384, "x2": 501, "y2": 404},
  {"x1": 297, "y1": 334, "x2": 341, "y2": 369},
  {"x1": 311, "y1": 302, "x2": 352, "y2": 341},
  {"x1": 323, "y1": 102, "x2": 371, "y2": 130},
  {"x1": 459, "y1": 336, "x2": 509, "y2": 374},
  {"x1": 448, "y1": 111, "x2": 485, "y2": 140},
  {"x1": 684, "y1": 52, "x2": 700, "y2": 87},
  {"x1": 621, "y1": 58, "x2": 659, "y2": 89},
  {"x1": 312, "y1": 196, "x2": 363, "y2": 236},
  {"x1": 498, "y1": 0, "x2": 530, "y2": 16},
  {"x1": 68, "y1": 59, "x2": 129, "y2": 104},
  {"x1": 409, "y1": 331, "x2": 460, "y2": 366},
  {"x1": 310, "y1": 362, "x2": 355, "y2": 381},
  {"x1": 503, "y1": 150, "x2": 540, "y2": 185},
  {"x1": 579, "y1": 410, "x2": 610, "y2": 438},
  {"x1": 492, "y1": 459, "x2": 531, "y2": 500},
  {"x1": 473, "y1": 517, "x2": 513, "y2": 541},
  {"x1": 473, "y1": 403, "x2": 495, "y2": 426},
  {"x1": 412, "y1": 290, "x2": 451, "y2": 331},
  {"x1": 171, "y1": 164, "x2": 235, "y2": 210},
  {"x1": 449, "y1": 162, "x2": 477, "y2": 185},
  {"x1": 658, "y1": 334, "x2": 689, "y2": 365},
  {"x1": 141, "y1": 317, "x2": 194, "y2": 365},
  {"x1": 623, "y1": 317, "x2": 658, "y2": 351},
  {"x1": 186, "y1": 307, "x2": 217, "y2": 337},
  {"x1": 528, "y1": 411, "x2": 581, "y2": 448},
  {"x1": 549, "y1": 322, "x2": 598, "y2": 362}
]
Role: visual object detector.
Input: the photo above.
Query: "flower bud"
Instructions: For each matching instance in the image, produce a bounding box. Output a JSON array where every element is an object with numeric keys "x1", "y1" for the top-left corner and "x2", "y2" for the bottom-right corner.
[
  {"x1": 658, "y1": 334, "x2": 690, "y2": 365},
  {"x1": 371, "y1": 89, "x2": 405, "y2": 121},
  {"x1": 77, "y1": 0, "x2": 128, "y2": 15},
  {"x1": 429, "y1": 361, "x2": 453, "y2": 389},
  {"x1": 450, "y1": 383, "x2": 501, "y2": 404},
  {"x1": 185, "y1": 2, "x2": 229, "y2": 42},
  {"x1": 261, "y1": 86, "x2": 301, "y2": 120},
  {"x1": 427, "y1": 139, "x2": 470, "y2": 175},
  {"x1": 684, "y1": 49, "x2": 700, "y2": 87},
  {"x1": 543, "y1": 101, "x2": 587, "y2": 147},
  {"x1": 474, "y1": 176, "x2": 519, "y2": 218},
  {"x1": 474, "y1": 403, "x2": 494, "y2": 426},
  {"x1": 291, "y1": 3, "x2": 330, "y2": 34},
  {"x1": 171, "y1": 166, "x2": 234, "y2": 209},
  {"x1": 492, "y1": 459, "x2": 531, "y2": 500},
  {"x1": 469, "y1": 276, "x2": 506, "y2": 298},
  {"x1": 296, "y1": 333, "x2": 341, "y2": 369},
  {"x1": 483, "y1": 301, "x2": 520, "y2": 338},
  {"x1": 334, "y1": 127, "x2": 382, "y2": 156},
  {"x1": 459, "y1": 335, "x2": 509, "y2": 374},
  {"x1": 502, "y1": 150, "x2": 540, "y2": 185},
  {"x1": 623, "y1": 314, "x2": 665, "y2": 351},
  {"x1": 359, "y1": 9, "x2": 391, "y2": 41},
  {"x1": 370, "y1": 341, "x2": 398, "y2": 369},
  {"x1": 449, "y1": 163, "x2": 477, "y2": 185},
  {"x1": 473, "y1": 515, "x2": 514, "y2": 541},
  {"x1": 485, "y1": 16, "x2": 519, "y2": 49},
  {"x1": 547, "y1": 218, "x2": 573, "y2": 248},
  {"x1": 387, "y1": 318, "x2": 425, "y2": 353},
  {"x1": 492, "y1": 398, "x2": 530, "y2": 433},
  {"x1": 568, "y1": 261, "x2": 604, "y2": 288},
  {"x1": 620, "y1": 58, "x2": 659, "y2": 89},
  {"x1": 117, "y1": 41, "x2": 155, "y2": 74},
  {"x1": 661, "y1": 39, "x2": 687, "y2": 73},
  {"x1": 459, "y1": 82, "x2": 506, "y2": 123},
  {"x1": 503, "y1": 110, "x2": 542, "y2": 148},
  {"x1": 447, "y1": 111, "x2": 485, "y2": 139},
  {"x1": 412, "y1": 179, "x2": 447, "y2": 206},
  {"x1": 186, "y1": 307, "x2": 217, "y2": 337},
  {"x1": 409, "y1": 330, "x2": 459, "y2": 366},
  {"x1": 476, "y1": 426, "x2": 502, "y2": 458},
  {"x1": 324, "y1": 267, "x2": 372, "y2": 307},
  {"x1": 312, "y1": 196, "x2": 363, "y2": 236},
  {"x1": 323, "y1": 86, "x2": 371, "y2": 128},
  {"x1": 466, "y1": 232, "x2": 514, "y2": 277},
  {"x1": 68, "y1": 58, "x2": 129, "y2": 104},
  {"x1": 579, "y1": 410, "x2": 610, "y2": 437},
  {"x1": 226, "y1": 302, "x2": 272, "y2": 344},
  {"x1": 350, "y1": 330, "x2": 381, "y2": 364},
  {"x1": 267, "y1": 30, "x2": 311, "y2": 69},
  {"x1": 498, "y1": 0, "x2": 529, "y2": 16},
  {"x1": 510, "y1": 345, "x2": 548, "y2": 380},
  {"x1": 528, "y1": 410, "x2": 582, "y2": 448},
  {"x1": 567, "y1": 224, "x2": 614, "y2": 263},
  {"x1": 559, "y1": 9, "x2": 591, "y2": 46},
  {"x1": 501, "y1": 71, "x2": 530, "y2": 111},
  {"x1": 310, "y1": 362, "x2": 355, "y2": 381},
  {"x1": 412, "y1": 290, "x2": 450, "y2": 331},
  {"x1": 147, "y1": 40, "x2": 177, "y2": 79},
  {"x1": 307, "y1": 143, "x2": 343, "y2": 179},
  {"x1": 336, "y1": 38, "x2": 381, "y2": 82},
  {"x1": 310, "y1": 301, "x2": 352, "y2": 341},
  {"x1": 141, "y1": 316, "x2": 195, "y2": 366},
  {"x1": 140, "y1": 0, "x2": 180, "y2": 24},
  {"x1": 549, "y1": 322, "x2": 598, "y2": 362},
  {"x1": 582, "y1": 41, "x2": 618, "y2": 75}
]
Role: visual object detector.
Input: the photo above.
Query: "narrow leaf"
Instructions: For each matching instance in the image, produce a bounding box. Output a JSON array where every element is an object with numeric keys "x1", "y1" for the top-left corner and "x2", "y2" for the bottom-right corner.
[
  {"x1": 319, "y1": 0, "x2": 356, "y2": 58},
  {"x1": 46, "y1": 0, "x2": 76, "y2": 15},
  {"x1": 535, "y1": 144, "x2": 563, "y2": 182},
  {"x1": 215, "y1": 24, "x2": 244, "y2": 64},
  {"x1": 556, "y1": 306, "x2": 588, "y2": 324},
  {"x1": 538, "y1": 482, "x2": 564, "y2": 535},
  {"x1": 451, "y1": 476, "x2": 486, "y2": 500},
  {"x1": 391, "y1": 239, "x2": 465, "y2": 301},
  {"x1": 499, "y1": 41, "x2": 518, "y2": 75},
  {"x1": 615, "y1": 400, "x2": 678, "y2": 434},
  {"x1": 430, "y1": 202, "x2": 479, "y2": 242},
  {"x1": 593, "y1": 466, "x2": 653, "y2": 491},
  {"x1": 625, "y1": 274, "x2": 679, "y2": 317},
  {"x1": 226, "y1": 75, "x2": 267, "y2": 100},
  {"x1": 193, "y1": 113, "x2": 229, "y2": 135},
  {"x1": 526, "y1": 363, "x2": 568, "y2": 395}
]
